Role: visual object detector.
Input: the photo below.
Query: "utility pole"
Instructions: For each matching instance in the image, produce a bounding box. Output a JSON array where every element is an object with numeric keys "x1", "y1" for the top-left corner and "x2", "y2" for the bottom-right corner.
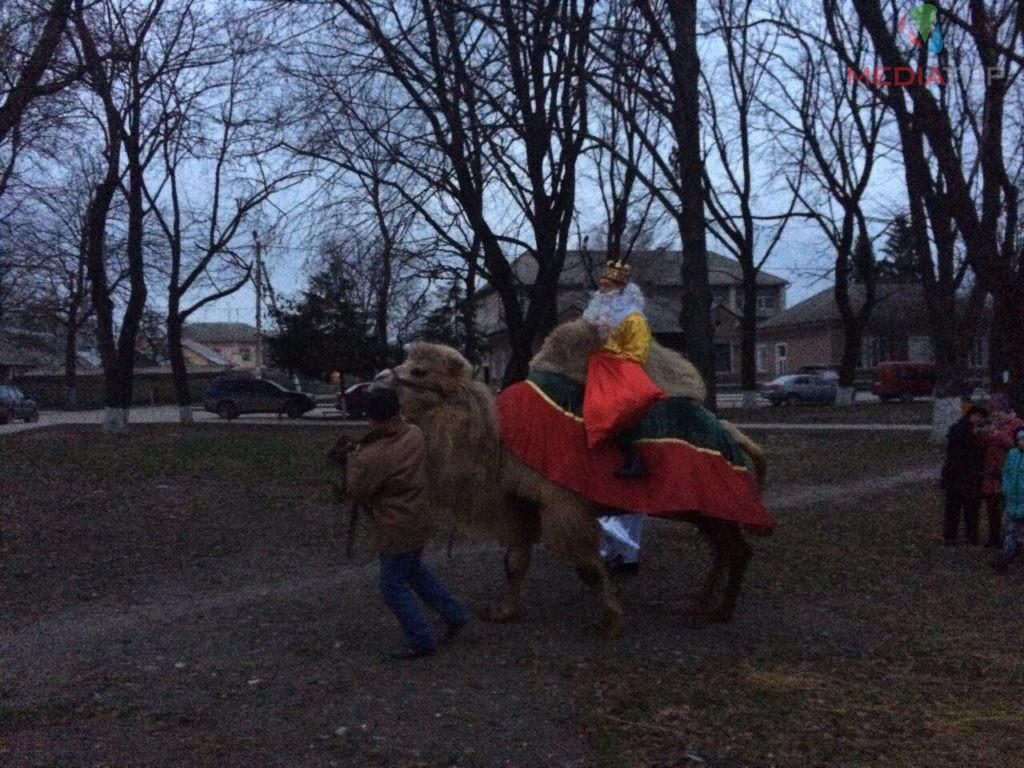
[{"x1": 253, "y1": 230, "x2": 263, "y2": 377}]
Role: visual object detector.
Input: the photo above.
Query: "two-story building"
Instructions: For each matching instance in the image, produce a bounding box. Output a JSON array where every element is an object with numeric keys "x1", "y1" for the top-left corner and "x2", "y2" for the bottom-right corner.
[
  {"x1": 756, "y1": 283, "x2": 989, "y2": 376},
  {"x1": 473, "y1": 249, "x2": 788, "y2": 384},
  {"x1": 182, "y1": 322, "x2": 262, "y2": 370}
]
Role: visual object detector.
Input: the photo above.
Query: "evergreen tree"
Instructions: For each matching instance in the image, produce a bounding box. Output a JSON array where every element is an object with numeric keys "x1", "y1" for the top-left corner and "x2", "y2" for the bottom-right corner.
[
  {"x1": 878, "y1": 214, "x2": 918, "y2": 283},
  {"x1": 268, "y1": 259, "x2": 391, "y2": 379}
]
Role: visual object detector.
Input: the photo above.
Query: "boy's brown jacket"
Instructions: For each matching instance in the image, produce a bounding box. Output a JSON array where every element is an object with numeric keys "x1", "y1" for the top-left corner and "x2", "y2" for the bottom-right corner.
[{"x1": 344, "y1": 418, "x2": 434, "y2": 554}]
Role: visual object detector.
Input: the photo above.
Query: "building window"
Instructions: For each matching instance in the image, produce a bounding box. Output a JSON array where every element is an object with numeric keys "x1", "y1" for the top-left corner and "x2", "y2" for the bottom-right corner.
[
  {"x1": 969, "y1": 336, "x2": 988, "y2": 369},
  {"x1": 907, "y1": 336, "x2": 933, "y2": 363},
  {"x1": 711, "y1": 286, "x2": 730, "y2": 309},
  {"x1": 714, "y1": 343, "x2": 733, "y2": 373},
  {"x1": 775, "y1": 343, "x2": 787, "y2": 375},
  {"x1": 756, "y1": 289, "x2": 778, "y2": 314},
  {"x1": 756, "y1": 344, "x2": 768, "y2": 374},
  {"x1": 861, "y1": 336, "x2": 893, "y2": 367},
  {"x1": 240, "y1": 348, "x2": 252, "y2": 363}
]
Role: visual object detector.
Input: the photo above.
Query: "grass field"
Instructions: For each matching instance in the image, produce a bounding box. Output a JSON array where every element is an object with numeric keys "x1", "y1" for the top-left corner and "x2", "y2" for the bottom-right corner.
[{"x1": 2, "y1": 425, "x2": 1021, "y2": 767}]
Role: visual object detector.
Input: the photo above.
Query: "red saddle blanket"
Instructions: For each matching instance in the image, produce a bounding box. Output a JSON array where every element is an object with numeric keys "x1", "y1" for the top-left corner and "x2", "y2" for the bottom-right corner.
[{"x1": 497, "y1": 371, "x2": 775, "y2": 535}]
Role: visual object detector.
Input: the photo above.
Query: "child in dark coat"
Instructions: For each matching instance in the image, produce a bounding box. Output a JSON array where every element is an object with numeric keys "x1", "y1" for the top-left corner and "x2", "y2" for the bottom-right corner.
[{"x1": 941, "y1": 402, "x2": 986, "y2": 545}]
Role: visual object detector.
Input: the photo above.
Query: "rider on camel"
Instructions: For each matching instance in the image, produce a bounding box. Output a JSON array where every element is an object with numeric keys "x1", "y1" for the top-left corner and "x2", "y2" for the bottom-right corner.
[{"x1": 581, "y1": 258, "x2": 666, "y2": 479}]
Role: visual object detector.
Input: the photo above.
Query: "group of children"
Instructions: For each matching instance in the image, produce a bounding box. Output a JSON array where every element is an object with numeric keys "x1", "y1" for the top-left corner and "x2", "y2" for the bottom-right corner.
[{"x1": 942, "y1": 393, "x2": 1024, "y2": 572}]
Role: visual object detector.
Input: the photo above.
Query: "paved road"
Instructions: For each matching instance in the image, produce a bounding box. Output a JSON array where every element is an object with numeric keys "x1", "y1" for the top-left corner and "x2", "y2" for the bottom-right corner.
[
  {"x1": 2, "y1": 404, "x2": 930, "y2": 438},
  {"x1": 0, "y1": 404, "x2": 361, "y2": 436},
  {"x1": 735, "y1": 422, "x2": 931, "y2": 432}
]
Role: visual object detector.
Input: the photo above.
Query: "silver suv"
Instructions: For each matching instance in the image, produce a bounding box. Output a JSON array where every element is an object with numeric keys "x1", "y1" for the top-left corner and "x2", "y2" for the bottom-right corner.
[
  {"x1": 760, "y1": 374, "x2": 837, "y2": 406},
  {"x1": 0, "y1": 385, "x2": 39, "y2": 424}
]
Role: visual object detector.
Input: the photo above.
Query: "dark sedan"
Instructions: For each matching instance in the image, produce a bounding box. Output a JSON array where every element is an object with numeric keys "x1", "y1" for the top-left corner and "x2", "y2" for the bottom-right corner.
[
  {"x1": 336, "y1": 382, "x2": 373, "y2": 419},
  {"x1": 0, "y1": 385, "x2": 39, "y2": 424},
  {"x1": 202, "y1": 377, "x2": 316, "y2": 420}
]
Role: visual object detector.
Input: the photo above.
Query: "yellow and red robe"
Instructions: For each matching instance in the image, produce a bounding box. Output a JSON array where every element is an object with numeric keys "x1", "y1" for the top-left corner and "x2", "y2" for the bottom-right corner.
[{"x1": 582, "y1": 311, "x2": 666, "y2": 448}]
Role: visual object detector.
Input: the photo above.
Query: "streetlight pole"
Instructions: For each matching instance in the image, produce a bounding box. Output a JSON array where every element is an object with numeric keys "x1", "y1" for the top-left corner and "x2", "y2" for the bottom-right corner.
[{"x1": 253, "y1": 230, "x2": 263, "y2": 377}]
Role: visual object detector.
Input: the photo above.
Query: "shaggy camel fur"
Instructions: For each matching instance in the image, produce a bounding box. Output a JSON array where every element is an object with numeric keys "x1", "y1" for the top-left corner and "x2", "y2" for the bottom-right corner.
[{"x1": 384, "y1": 323, "x2": 766, "y2": 633}]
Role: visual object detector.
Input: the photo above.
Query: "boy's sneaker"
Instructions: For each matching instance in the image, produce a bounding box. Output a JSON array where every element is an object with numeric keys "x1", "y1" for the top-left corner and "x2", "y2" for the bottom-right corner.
[
  {"x1": 387, "y1": 646, "x2": 436, "y2": 661},
  {"x1": 441, "y1": 619, "x2": 468, "y2": 644}
]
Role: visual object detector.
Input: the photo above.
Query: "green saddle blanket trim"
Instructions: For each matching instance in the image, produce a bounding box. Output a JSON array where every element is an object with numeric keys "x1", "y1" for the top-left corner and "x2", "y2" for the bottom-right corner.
[{"x1": 527, "y1": 369, "x2": 748, "y2": 470}]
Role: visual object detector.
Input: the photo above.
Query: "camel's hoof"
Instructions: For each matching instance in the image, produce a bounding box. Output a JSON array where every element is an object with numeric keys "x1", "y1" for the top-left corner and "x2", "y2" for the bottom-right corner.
[
  {"x1": 480, "y1": 602, "x2": 519, "y2": 624},
  {"x1": 597, "y1": 613, "x2": 624, "y2": 638},
  {"x1": 683, "y1": 603, "x2": 711, "y2": 620},
  {"x1": 705, "y1": 607, "x2": 734, "y2": 624}
]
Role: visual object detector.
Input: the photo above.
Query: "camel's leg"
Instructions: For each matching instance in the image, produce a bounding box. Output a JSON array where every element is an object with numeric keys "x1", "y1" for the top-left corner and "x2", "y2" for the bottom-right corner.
[
  {"x1": 540, "y1": 489, "x2": 623, "y2": 636},
  {"x1": 706, "y1": 521, "x2": 752, "y2": 624},
  {"x1": 481, "y1": 497, "x2": 540, "y2": 623},
  {"x1": 481, "y1": 544, "x2": 533, "y2": 623},
  {"x1": 690, "y1": 517, "x2": 728, "y2": 618}
]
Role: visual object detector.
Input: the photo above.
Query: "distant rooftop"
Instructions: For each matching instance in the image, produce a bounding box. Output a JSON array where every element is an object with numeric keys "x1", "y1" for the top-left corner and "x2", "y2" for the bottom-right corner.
[
  {"x1": 481, "y1": 249, "x2": 788, "y2": 295},
  {"x1": 183, "y1": 322, "x2": 260, "y2": 344},
  {"x1": 760, "y1": 284, "x2": 928, "y2": 330}
]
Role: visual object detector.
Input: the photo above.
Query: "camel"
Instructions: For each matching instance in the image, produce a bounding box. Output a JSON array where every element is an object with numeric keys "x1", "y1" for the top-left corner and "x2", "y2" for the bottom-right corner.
[{"x1": 378, "y1": 320, "x2": 769, "y2": 634}]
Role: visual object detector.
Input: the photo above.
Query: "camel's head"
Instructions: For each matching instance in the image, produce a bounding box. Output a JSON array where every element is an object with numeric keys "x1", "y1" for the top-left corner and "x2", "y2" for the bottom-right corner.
[{"x1": 377, "y1": 341, "x2": 473, "y2": 422}]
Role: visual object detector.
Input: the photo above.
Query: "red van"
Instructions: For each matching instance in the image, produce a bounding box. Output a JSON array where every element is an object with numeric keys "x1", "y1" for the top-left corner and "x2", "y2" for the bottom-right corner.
[{"x1": 871, "y1": 361, "x2": 936, "y2": 402}]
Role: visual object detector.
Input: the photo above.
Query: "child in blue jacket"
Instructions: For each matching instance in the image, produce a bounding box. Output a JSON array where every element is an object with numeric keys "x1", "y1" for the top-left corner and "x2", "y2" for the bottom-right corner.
[{"x1": 993, "y1": 427, "x2": 1024, "y2": 573}]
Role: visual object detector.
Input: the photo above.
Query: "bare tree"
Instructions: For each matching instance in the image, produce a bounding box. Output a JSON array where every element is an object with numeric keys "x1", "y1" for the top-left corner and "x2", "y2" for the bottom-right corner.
[
  {"x1": 585, "y1": 0, "x2": 661, "y2": 264},
  {"x1": 588, "y1": 0, "x2": 718, "y2": 406},
  {"x1": 0, "y1": 0, "x2": 75, "y2": 144},
  {"x1": 279, "y1": 0, "x2": 595, "y2": 385},
  {"x1": 765, "y1": 6, "x2": 889, "y2": 404},
  {"x1": 830, "y1": 0, "x2": 1020, "y2": 432},
  {"x1": 699, "y1": 0, "x2": 807, "y2": 407},
  {"x1": 73, "y1": 0, "x2": 220, "y2": 431},
  {"x1": 145, "y1": 10, "x2": 298, "y2": 423},
  {"x1": 279, "y1": 82, "x2": 439, "y2": 357}
]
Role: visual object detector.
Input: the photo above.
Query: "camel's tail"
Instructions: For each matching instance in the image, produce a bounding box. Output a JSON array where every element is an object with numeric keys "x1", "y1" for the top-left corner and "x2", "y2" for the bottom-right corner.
[{"x1": 722, "y1": 420, "x2": 767, "y2": 488}]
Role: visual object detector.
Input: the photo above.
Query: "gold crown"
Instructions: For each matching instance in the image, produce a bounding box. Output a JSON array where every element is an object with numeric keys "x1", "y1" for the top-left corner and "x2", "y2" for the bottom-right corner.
[{"x1": 601, "y1": 259, "x2": 631, "y2": 284}]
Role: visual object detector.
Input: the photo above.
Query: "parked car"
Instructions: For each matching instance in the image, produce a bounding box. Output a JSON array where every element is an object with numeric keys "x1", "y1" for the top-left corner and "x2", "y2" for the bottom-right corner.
[
  {"x1": 796, "y1": 364, "x2": 840, "y2": 382},
  {"x1": 202, "y1": 377, "x2": 316, "y2": 420},
  {"x1": 336, "y1": 382, "x2": 373, "y2": 419},
  {"x1": 760, "y1": 374, "x2": 838, "y2": 406},
  {"x1": 0, "y1": 384, "x2": 39, "y2": 424},
  {"x1": 871, "y1": 361, "x2": 936, "y2": 402}
]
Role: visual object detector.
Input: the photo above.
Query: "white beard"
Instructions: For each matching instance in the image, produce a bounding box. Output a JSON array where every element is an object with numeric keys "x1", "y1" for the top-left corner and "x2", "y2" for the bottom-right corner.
[{"x1": 582, "y1": 283, "x2": 646, "y2": 340}]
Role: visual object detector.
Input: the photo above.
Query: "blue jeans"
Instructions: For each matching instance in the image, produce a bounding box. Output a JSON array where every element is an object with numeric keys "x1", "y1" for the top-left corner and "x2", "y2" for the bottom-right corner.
[
  {"x1": 1003, "y1": 519, "x2": 1023, "y2": 559},
  {"x1": 379, "y1": 549, "x2": 467, "y2": 651}
]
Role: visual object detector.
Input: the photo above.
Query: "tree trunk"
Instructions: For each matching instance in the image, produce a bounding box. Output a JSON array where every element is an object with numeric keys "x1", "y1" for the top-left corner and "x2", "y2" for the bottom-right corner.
[
  {"x1": 739, "y1": 276, "x2": 758, "y2": 408},
  {"x1": 929, "y1": 309, "x2": 969, "y2": 441},
  {"x1": 670, "y1": 0, "x2": 715, "y2": 410},
  {"x1": 103, "y1": 407, "x2": 128, "y2": 432},
  {"x1": 461, "y1": 255, "x2": 479, "y2": 365},
  {"x1": 502, "y1": 323, "x2": 535, "y2": 388},
  {"x1": 63, "y1": 321, "x2": 78, "y2": 410},
  {"x1": 167, "y1": 314, "x2": 192, "y2": 422},
  {"x1": 997, "y1": 297, "x2": 1024, "y2": 413},
  {"x1": 83, "y1": 160, "x2": 122, "y2": 430},
  {"x1": 836, "y1": 321, "x2": 863, "y2": 406}
]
